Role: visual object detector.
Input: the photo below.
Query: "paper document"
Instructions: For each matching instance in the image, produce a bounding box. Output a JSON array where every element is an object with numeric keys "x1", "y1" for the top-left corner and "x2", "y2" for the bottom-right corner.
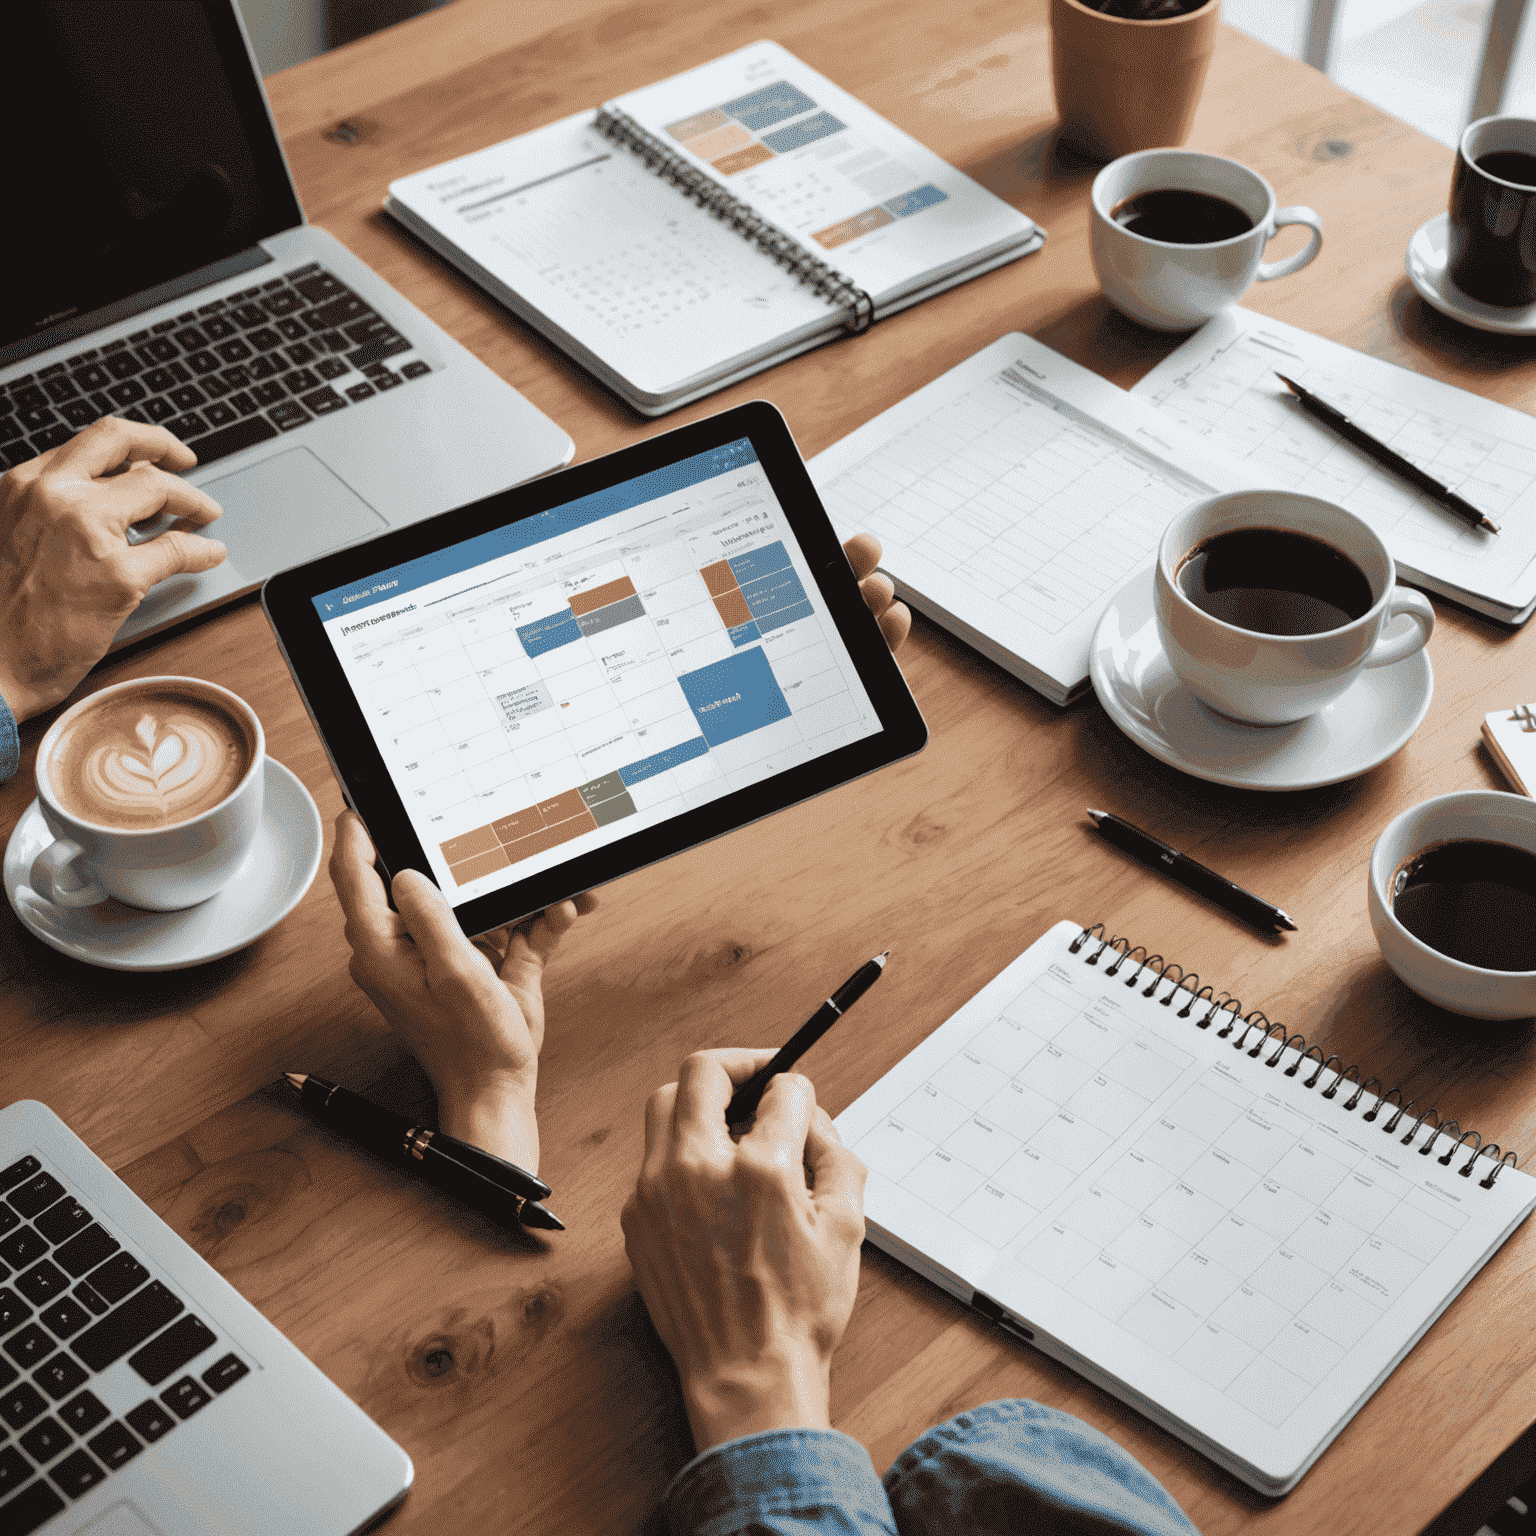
[
  {"x1": 1133, "y1": 309, "x2": 1536, "y2": 622},
  {"x1": 809, "y1": 335, "x2": 1249, "y2": 704}
]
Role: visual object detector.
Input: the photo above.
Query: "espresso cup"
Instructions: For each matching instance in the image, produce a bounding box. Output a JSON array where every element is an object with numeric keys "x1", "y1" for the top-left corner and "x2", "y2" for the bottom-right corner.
[
  {"x1": 1154, "y1": 490, "x2": 1435, "y2": 726},
  {"x1": 1090, "y1": 149, "x2": 1323, "y2": 331},
  {"x1": 1369, "y1": 791, "x2": 1536, "y2": 1019},
  {"x1": 1447, "y1": 115, "x2": 1536, "y2": 307},
  {"x1": 31, "y1": 676, "x2": 265, "y2": 912}
]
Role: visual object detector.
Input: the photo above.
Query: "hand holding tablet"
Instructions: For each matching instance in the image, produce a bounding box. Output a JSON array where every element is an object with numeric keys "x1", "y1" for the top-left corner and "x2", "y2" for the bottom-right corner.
[{"x1": 266, "y1": 402, "x2": 926, "y2": 937}]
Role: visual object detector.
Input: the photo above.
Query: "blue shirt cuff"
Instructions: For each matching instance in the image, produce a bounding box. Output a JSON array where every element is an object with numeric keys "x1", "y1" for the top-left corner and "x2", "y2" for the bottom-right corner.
[
  {"x1": 0, "y1": 692, "x2": 17, "y2": 784},
  {"x1": 665, "y1": 1428, "x2": 896, "y2": 1536}
]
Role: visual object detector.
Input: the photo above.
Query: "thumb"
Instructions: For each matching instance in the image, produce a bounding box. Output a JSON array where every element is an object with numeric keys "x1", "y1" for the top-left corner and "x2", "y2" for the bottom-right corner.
[
  {"x1": 391, "y1": 868, "x2": 476, "y2": 968},
  {"x1": 126, "y1": 529, "x2": 227, "y2": 587},
  {"x1": 805, "y1": 1107, "x2": 866, "y2": 1224}
]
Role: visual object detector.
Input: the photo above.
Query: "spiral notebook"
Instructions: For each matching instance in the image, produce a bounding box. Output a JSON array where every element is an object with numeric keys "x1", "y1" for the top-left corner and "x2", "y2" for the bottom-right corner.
[
  {"x1": 383, "y1": 42, "x2": 1042, "y2": 414},
  {"x1": 835, "y1": 920, "x2": 1536, "y2": 1495}
]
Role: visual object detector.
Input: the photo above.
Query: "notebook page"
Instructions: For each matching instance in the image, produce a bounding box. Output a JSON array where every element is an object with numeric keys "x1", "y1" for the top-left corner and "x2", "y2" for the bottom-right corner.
[
  {"x1": 807, "y1": 334, "x2": 1251, "y2": 704},
  {"x1": 611, "y1": 42, "x2": 1039, "y2": 308},
  {"x1": 837, "y1": 920, "x2": 1536, "y2": 1493},
  {"x1": 1132, "y1": 308, "x2": 1536, "y2": 616},
  {"x1": 1482, "y1": 703, "x2": 1536, "y2": 795},
  {"x1": 386, "y1": 113, "x2": 837, "y2": 398}
]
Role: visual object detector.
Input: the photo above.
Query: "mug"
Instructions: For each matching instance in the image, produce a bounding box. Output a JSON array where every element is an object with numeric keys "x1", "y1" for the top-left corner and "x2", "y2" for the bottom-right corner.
[
  {"x1": 1154, "y1": 490, "x2": 1435, "y2": 725},
  {"x1": 1090, "y1": 149, "x2": 1323, "y2": 331},
  {"x1": 1369, "y1": 791, "x2": 1536, "y2": 1019},
  {"x1": 31, "y1": 676, "x2": 266, "y2": 912},
  {"x1": 1447, "y1": 115, "x2": 1536, "y2": 306}
]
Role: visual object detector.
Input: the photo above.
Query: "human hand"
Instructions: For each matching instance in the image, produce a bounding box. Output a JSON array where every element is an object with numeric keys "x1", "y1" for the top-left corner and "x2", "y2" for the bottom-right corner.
[
  {"x1": 0, "y1": 418, "x2": 226, "y2": 721},
  {"x1": 328, "y1": 810, "x2": 597, "y2": 1170},
  {"x1": 844, "y1": 532, "x2": 910, "y2": 653},
  {"x1": 622, "y1": 1049, "x2": 868, "y2": 1451}
]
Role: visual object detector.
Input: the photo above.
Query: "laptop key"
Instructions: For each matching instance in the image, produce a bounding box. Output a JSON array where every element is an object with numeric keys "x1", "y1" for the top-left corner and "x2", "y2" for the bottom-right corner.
[
  {"x1": 14, "y1": 1263, "x2": 67, "y2": 1307},
  {"x1": 69, "y1": 363, "x2": 110, "y2": 393},
  {"x1": 144, "y1": 398, "x2": 176, "y2": 424},
  {"x1": 0, "y1": 1445, "x2": 28, "y2": 1494},
  {"x1": 204, "y1": 402, "x2": 237, "y2": 429},
  {"x1": 347, "y1": 335, "x2": 411, "y2": 369},
  {"x1": 276, "y1": 317, "x2": 309, "y2": 343},
  {"x1": 58, "y1": 1392, "x2": 108, "y2": 1435},
  {"x1": 202, "y1": 315, "x2": 236, "y2": 341},
  {"x1": 180, "y1": 416, "x2": 278, "y2": 466},
  {"x1": 0, "y1": 1208, "x2": 17, "y2": 1238},
  {"x1": 0, "y1": 1232, "x2": 46, "y2": 1272},
  {"x1": 172, "y1": 327, "x2": 206, "y2": 351},
  {"x1": 402, "y1": 360, "x2": 432, "y2": 380},
  {"x1": 53, "y1": 1227, "x2": 117, "y2": 1281},
  {"x1": 345, "y1": 382, "x2": 375, "y2": 403},
  {"x1": 247, "y1": 354, "x2": 282, "y2": 381},
  {"x1": 41, "y1": 377, "x2": 77, "y2": 405},
  {"x1": 309, "y1": 293, "x2": 370, "y2": 329},
  {"x1": 37, "y1": 1297, "x2": 89, "y2": 1341},
  {"x1": 268, "y1": 402, "x2": 311, "y2": 432},
  {"x1": 285, "y1": 341, "x2": 315, "y2": 366},
  {"x1": 9, "y1": 1180, "x2": 64, "y2": 1223},
  {"x1": 0, "y1": 1477, "x2": 65, "y2": 1533},
  {"x1": 202, "y1": 1354, "x2": 249, "y2": 1393},
  {"x1": 0, "y1": 420, "x2": 20, "y2": 446},
  {"x1": 1, "y1": 444, "x2": 35, "y2": 470},
  {"x1": 160, "y1": 1376, "x2": 210, "y2": 1420},
  {"x1": 128, "y1": 1315, "x2": 216, "y2": 1386},
  {"x1": 83, "y1": 1254, "x2": 147, "y2": 1307},
  {"x1": 87, "y1": 1421, "x2": 141, "y2": 1470},
  {"x1": 169, "y1": 386, "x2": 206, "y2": 412},
  {"x1": 59, "y1": 400, "x2": 100, "y2": 429},
  {"x1": 70, "y1": 1284, "x2": 107, "y2": 1318},
  {"x1": 261, "y1": 289, "x2": 305, "y2": 317},
  {"x1": 248, "y1": 326, "x2": 283, "y2": 352},
  {"x1": 215, "y1": 339, "x2": 252, "y2": 364},
  {"x1": 19, "y1": 1416, "x2": 70, "y2": 1463},
  {"x1": 300, "y1": 387, "x2": 347, "y2": 417},
  {"x1": 228, "y1": 391, "x2": 259, "y2": 417},
  {"x1": 12, "y1": 386, "x2": 48, "y2": 414},
  {"x1": 124, "y1": 1400, "x2": 174, "y2": 1443},
  {"x1": 0, "y1": 1382, "x2": 47, "y2": 1432},
  {"x1": 250, "y1": 381, "x2": 285, "y2": 406},
  {"x1": 281, "y1": 368, "x2": 319, "y2": 393},
  {"x1": 0, "y1": 1289, "x2": 31, "y2": 1332},
  {"x1": 291, "y1": 271, "x2": 346, "y2": 303},
  {"x1": 72, "y1": 1281, "x2": 182, "y2": 1373},
  {"x1": 161, "y1": 412, "x2": 208, "y2": 440},
  {"x1": 104, "y1": 353, "x2": 143, "y2": 381},
  {"x1": 186, "y1": 351, "x2": 220, "y2": 376},
  {"x1": 33, "y1": 1353, "x2": 87, "y2": 1402},
  {"x1": 107, "y1": 381, "x2": 146, "y2": 408},
  {"x1": 17, "y1": 406, "x2": 56, "y2": 433},
  {"x1": 230, "y1": 303, "x2": 266, "y2": 329},
  {"x1": 122, "y1": 408, "x2": 149, "y2": 424},
  {"x1": 50, "y1": 1447, "x2": 105, "y2": 1499},
  {"x1": 3, "y1": 1325, "x2": 52, "y2": 1369},
  {"x1": 316, "y1": 357, "x2": 349, "y2": 381},
  {"x1": 28, "y1": 426, "x2": 72, "y2": 454},
  {"x1": 150, "y1": 318, "x2": 177, "y2": 334}
]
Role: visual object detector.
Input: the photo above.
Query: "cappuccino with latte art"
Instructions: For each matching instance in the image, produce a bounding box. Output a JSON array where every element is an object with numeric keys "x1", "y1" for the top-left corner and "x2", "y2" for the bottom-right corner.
[{"x1": 46, "y1": 683, "x2": 256, "y2": 829}]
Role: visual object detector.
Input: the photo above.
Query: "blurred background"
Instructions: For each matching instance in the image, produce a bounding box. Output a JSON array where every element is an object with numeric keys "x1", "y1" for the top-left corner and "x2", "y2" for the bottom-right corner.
[{"x1": 233, "y1": 0, "x2": 1533, "y2": 153}]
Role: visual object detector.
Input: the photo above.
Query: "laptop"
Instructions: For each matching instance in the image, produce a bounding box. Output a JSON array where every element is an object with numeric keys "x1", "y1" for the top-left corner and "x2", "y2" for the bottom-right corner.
[
  {"x1": 0, "y1": 1100, "x2": 412, "y2": 1534},
  {"x1": 1, "y1": 1, "x2": 574, "y2": 650}
]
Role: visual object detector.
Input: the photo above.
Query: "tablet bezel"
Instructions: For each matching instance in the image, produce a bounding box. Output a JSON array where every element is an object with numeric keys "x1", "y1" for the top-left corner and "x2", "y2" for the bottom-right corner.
[{"x1": 262, "y1": 401, "x2": 927, "y2": 934}]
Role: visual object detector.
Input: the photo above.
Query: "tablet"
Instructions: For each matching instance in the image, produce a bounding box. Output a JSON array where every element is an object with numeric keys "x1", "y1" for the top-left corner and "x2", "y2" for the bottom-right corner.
[{"x1": 262, "y1": 402, "x2": 927, "y2": 934}]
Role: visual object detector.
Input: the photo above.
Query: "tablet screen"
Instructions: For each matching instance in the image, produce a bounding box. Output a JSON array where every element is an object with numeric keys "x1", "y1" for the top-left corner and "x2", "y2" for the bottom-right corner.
[{"x1": 312, "y1": 436, "x2": 882, "y2": 905}]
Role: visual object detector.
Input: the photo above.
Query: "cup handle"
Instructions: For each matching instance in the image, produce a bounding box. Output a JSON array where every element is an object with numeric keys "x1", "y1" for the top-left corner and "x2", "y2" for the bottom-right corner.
[
  {"x1": 30, "y1": 839, "x2": 109, "y2": 907},
  {"x1": 1257, "y1": 206, "x2": 1324, "y2": 281},
  {"x1": 1364, "y1": 587, "x2": 1435, "y2": 669}
]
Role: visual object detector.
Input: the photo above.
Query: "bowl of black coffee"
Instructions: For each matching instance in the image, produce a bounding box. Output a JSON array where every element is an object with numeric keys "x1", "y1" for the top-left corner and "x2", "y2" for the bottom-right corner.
[{"x1": 1370, "y1": 791, "x2": 1536, "y2": 1019}]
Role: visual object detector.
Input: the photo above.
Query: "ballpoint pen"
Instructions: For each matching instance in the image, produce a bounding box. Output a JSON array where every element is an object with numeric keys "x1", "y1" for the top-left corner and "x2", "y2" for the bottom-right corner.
[
  {"x1": 283, "y1": 1073, "x2": 563, "y2": 1231},
  {"x1": 1276, "y1": 373, "x2": 1499, "y2": 535},
  {"x1": 725, "y1": 951, "x2": 889, "y2": 1127},
  {"x1": 1087, "y1": 810, "x2": 1296, "y2": 933}
]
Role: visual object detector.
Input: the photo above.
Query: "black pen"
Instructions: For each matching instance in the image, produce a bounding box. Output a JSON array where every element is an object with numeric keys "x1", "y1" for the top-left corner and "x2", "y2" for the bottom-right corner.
[
  {"x1": 283, "y1": 1073, "x2": 563, "y2": 1231},
  {"x1": 1086, "y1": 810, "x2": 1296, "y2": 933},
  {"x1": 725, "y1": 952, "x2": 889, "y2": 1127},
  {"x1": 1276, "y1": 373, "x2": 1499, "y2": 534}
]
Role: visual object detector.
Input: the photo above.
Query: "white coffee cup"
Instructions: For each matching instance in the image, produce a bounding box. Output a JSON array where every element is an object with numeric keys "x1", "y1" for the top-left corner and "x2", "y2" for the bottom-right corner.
[
  {"x1": 1090, "y1": 149, "x2": 1323, "y2": 331},
  {"x1": 1154, "y1": 490, "x2": 1435, "y2": 726},
  {"x1": 31, "y1": 676, "x2": 265, "y2": 912},
  {"x1": 1369, "y1": 791, "x2": 1536, "y2": 1019}
]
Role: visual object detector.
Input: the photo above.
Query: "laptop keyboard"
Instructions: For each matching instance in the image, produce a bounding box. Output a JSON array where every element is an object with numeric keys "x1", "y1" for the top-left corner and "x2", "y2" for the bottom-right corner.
[
  {"x1": 0, "y1": 1154, "x2": 251, "y2": 1534},
  {"x1": 0, "y1": 263, "x2": 433, "y2": 474}
]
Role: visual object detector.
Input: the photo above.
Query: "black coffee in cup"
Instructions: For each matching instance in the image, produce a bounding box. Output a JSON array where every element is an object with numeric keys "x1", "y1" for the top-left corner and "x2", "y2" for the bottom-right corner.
[
  {"x1": 1175, "y1": 527, "x2": 1374, "y2": 635},
  {"x1": 1448, "y1": 117, "x2": 1536, "y2": 306},
  {"x1": 1392, "y1": 840, "x2": 1536, "y2": 971},
  {"x1": 1110, "y1": 189, "x2": 1255, "y2": 245}
]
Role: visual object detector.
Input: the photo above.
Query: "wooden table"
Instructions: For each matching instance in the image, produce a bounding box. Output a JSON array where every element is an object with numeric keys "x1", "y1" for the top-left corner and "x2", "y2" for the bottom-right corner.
[{"x1": 6, "y1": 2, "x2": 1536, "y2": 1532}]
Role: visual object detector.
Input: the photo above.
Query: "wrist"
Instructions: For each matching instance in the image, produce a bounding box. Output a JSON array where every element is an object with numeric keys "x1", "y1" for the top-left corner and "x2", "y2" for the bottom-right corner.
[
  {"x1": 436, "y1": 1071, "x2": 539, "y2": 1169},
  {"x1": 682, "y1": 1346, "x2": 833, "y2": 1452}
]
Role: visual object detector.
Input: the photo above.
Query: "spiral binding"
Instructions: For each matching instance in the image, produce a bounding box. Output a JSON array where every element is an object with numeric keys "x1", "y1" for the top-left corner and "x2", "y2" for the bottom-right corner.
[
  {"x1": 593, "y1": 106, "x2": 876, "y2": 334},
  {"x1": 1066, "y1": 924, "x2": 1520, "y2": 1189}
]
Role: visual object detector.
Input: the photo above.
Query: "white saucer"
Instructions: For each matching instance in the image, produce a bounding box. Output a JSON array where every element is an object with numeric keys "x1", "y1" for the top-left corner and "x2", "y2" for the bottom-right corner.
[
  {"x1": 1088, "y1": 570, "x2": 1434, "y2": 792},
  {"x1": 1405, "y1": 211, "x2": 1536, "y2": 335},
  {"x1": 4, "y1": 758, "x2": 322, "y2": 971}
]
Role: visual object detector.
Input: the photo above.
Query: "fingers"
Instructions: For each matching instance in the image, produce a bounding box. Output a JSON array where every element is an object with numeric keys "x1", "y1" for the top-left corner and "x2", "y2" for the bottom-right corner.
[
  {"x1": 391, "y1": 867, "x2": 474, "y2": 967},
  {"x1": 49, "y1": 417, "x2": 198, "y2": 479},
  {"x1": 123, "y1": 527, "x2": 227, "y2": 588},
  {"x1": 877, "y1": 598, "x2": 911, "y2": 654},
  {"x1": 859, "y1": 570, "x2": 896, "y2": 617},
  {"x1": 102, "y1": 460, "x2": 223, "y2": 532},
  {"x1": 328, "y1": 811, "x2": 401, "y2": 949},
  {"x1": 673, "y1": 1048, "x2": 776, "y2": 1151},
  {"x1": 642, "y1": 1081, "x2": 677, "y2": 1165},
  {"x1": 843, "y1": 532, "x2": 883, "y2": 582},
  {"x1": 741, "y1": 1071, "x2": 816, "y2": 1171},
  {"x1": 498, "y1": 888, "x2": 598, "y2": 983},
  {"x1": 805, "y1": 1107, "x2": 868, "y2": 1226}
]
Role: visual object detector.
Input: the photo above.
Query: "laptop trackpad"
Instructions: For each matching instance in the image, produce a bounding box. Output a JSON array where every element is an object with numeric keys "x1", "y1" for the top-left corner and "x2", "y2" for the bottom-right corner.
[{"x1": 201, "y1": 447, "x2": 386, "y2": 572}]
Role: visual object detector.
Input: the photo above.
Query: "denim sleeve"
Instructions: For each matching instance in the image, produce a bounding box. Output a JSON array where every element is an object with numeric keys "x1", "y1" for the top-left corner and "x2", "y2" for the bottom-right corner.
[
  {"x1": 0, "y1": 692, "x2": 17, "y2": 784},
  {"x1": 665, "y1": 1429, "x2": 898, "y2": 1536},
  {"x1": 883, "y1": 1400, "x2": 1201, "y2": 1536}
]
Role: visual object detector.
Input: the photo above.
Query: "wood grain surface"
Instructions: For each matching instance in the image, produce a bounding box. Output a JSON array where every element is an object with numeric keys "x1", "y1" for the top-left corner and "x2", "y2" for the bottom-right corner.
[{"x1": 5, "y1": 2, "x2": 1536, "y2": 1531}]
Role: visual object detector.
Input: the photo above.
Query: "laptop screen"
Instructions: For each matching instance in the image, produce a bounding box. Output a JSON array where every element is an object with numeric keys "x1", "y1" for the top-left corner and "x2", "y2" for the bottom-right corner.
[{"x1": 2, "y1": 1, "x2": 302, "y2": 358}]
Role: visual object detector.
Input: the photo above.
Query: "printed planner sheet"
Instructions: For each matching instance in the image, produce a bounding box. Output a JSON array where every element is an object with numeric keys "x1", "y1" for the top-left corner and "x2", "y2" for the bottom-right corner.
[
  {"x1": 1132, "y1": 308, "x2": 1536, "y2": 619},
  {"x1": 836, "y1": 921, "x2": 1536, "y2": 1492},
  {"x1": 809, "y1": 334, "x2": 1249, "y2": 703}
]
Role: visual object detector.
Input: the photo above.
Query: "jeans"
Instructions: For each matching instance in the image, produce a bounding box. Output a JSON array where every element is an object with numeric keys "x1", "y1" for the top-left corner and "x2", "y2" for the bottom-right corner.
[{"x1": 665, "y1": 1398, "x2": 1201, "y2": 1536}]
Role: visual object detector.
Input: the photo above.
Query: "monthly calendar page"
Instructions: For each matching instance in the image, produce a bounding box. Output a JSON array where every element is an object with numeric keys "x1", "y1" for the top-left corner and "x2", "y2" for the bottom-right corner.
[
  {"x1": 836, "y1": 920, "x2": 1536, "y2": 1493},
  {"x1": 1132, "y1": 308, "x2": 1536, "y2": 616}
]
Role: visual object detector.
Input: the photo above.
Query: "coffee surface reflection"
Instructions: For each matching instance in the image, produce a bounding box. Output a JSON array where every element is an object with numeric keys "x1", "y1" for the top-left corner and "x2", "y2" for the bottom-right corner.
[{"x1": 47, "y1": 684, "x2": 256, "y2": 829}]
